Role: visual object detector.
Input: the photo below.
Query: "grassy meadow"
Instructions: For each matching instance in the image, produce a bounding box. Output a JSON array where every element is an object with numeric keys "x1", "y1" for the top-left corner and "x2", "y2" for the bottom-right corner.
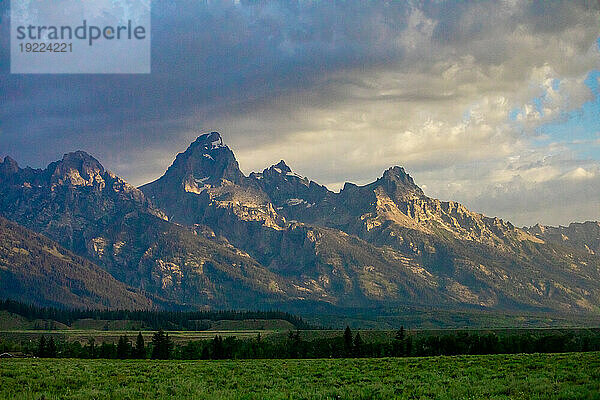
[{"x1": 1, "y1": 352, "x2": 599, "y2": 399}]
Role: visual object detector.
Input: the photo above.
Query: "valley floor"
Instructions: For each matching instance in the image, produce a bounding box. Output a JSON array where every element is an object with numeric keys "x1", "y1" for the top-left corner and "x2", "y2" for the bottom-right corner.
[{"x1": 1, "y1": 352, "x2": 599, "y2": 399}]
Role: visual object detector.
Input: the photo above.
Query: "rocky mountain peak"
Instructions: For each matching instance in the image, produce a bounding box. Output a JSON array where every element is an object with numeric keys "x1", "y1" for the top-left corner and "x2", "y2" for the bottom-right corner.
[
  {"x1": 163, "y1": 132, "x2": 244, "y2": 185},
  {"x1": 190, "y1": 131, "x2": 225, "y2": 150},
  {"x1": 5, "y1": 137, "x2": 600, "y2": 314},
  {"x1": 528, "y1": 223, "x2": 546, "y2": 235},
  {"x1": 61, "y1": 151, "x2": 104, "y2": 170},
  {"x1": 48, "y1": 151, "x2": 106, "y2": 187},
  {"x1": 0, "y1": 156, "x2": 20, "y2": 175},
  {"x1": 271, "y1": 160, "x2": 292, "y2": 174},
  {"x1": 376, "y1": 166, "x2": 424, "y2": 199},
  {"x1": 250, "y1": 160, "x2": 331, "y2": 208},
  {"x1": 382, "y1": 166, "x2": 414, "y2": 183},
  {"x1": 141, "y1": 132, "x2": 246, "y2": 202}
]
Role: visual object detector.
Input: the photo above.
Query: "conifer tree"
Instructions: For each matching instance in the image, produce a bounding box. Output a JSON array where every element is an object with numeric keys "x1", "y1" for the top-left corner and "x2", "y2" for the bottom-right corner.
[
  {"x1": 117, "y1": 335, "x2": 130, "y2": 359},
  {"x1": 36, "y1": 336, "x2": 46, "y2": 357},
  {"x1": 396, "y1": 326, "x2": 405, "y2": 341},
  {"x1": 343, "y1": 326, "x2": 353, "y2": 355},
  {"x1": 46, "y1": 337, "x2": 57, "y2": 357},
  {"x1": 405, "y1": 336, "x2": 413, "y2": 357},
  {"x1": 87, "y1": 338, "x2": 96, "y2": 359},
  {"x1": 135, "y1": 332, "x2": 146, "y2": 359},
  {"x1": 151, "y1": 329, "x2": 173, "y2": 359},
  {"x1": 394, "y1": 326, "x2": 406, "y2": 356},
  {"x1": 211, "y1": 335, "x2": 224, "y2": 359},
  {"x1": 353, "y1": 332, "x2": 364, "y2": 357}
]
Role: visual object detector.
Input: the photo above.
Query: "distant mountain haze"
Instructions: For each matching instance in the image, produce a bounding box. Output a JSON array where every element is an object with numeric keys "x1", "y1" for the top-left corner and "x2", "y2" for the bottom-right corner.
[{"x1": 1, "y1": 132, "x2": 599, "y2": 312}]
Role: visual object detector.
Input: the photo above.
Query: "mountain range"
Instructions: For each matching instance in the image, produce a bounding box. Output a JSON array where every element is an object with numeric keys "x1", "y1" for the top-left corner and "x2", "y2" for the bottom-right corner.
[{"x1": 1, "y1": 132, "x2": 599, "y2": 313}]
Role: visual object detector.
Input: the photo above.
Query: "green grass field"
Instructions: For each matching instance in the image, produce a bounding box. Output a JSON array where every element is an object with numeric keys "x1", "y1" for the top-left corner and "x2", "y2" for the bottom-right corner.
[{"x1": 1, "y1": 352, "x2": 599, "y2": 399}]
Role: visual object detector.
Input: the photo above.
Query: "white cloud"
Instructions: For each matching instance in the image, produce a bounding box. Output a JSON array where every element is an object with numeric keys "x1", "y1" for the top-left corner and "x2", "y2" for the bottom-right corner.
[{"x1": 514, "y1": 65, "x2": 595, "y2": 129}]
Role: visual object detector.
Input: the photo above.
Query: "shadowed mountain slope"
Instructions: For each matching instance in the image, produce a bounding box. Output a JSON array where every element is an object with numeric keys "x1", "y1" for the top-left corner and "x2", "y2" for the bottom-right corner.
[{"x1": 0, "y1": 216, "x2": 152, "y2": 309}]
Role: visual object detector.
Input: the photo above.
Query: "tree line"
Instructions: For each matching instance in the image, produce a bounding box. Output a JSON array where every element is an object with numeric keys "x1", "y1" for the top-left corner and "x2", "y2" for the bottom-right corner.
[
  {"x1": 4, "y1": 326, "x2": 600, "y2": 360},
  {"x1": 0, "y1": 299, "x2": 312, "y2": 330}
]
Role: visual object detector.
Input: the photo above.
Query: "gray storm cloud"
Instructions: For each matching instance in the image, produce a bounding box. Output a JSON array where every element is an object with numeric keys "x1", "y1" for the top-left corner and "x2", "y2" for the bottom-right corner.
[{"x1": 1, "y1": 0, "x2": 599, "y2": 226}]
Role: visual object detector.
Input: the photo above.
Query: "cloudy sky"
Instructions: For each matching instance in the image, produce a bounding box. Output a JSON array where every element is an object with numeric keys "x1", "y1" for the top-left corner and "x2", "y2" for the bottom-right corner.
[{"x1": 1, "y1": 1, "x2": 599, "y2": 226}]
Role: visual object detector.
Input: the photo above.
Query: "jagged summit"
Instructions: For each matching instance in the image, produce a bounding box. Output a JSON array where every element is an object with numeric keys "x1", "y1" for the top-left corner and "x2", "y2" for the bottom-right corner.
[
  {"x1": 190, "y1": 131, "x2": 225, "y2": 150},
  {"x1": 139, "y1": 132, "x2": 254, "y2": 222},
  {"x1": 46, "y1": 151, "x2": 106, "y2": 187},
  {"x1": 58, "y1": 151, "x2": 104, "y2": 172},
  {"x1": 380, "y1": 166, "x2": 418, "y2": 186},
  {"x1": 526, "y1": 220, "x2": 600, "y2": 255},
  {"x1": 0, "y1": 156, "x2": 20, "y2": 175},
  {"x1": 528, "y1": 223, "x2": 546, "y2": 235},
  {"x1": 182, "y1": 132, "x2": 229, "y2": 160},
  {"x1": 271, "y1": 160, "x2": 292, "y2": 174},
  {"x1": 253, "y1": 160, "x2": 300, "y2": 180},
  {"x1": 336, "y1": 166, "x2": 424, "y2": 200},
  {"x1": 1, "y1": 151, "x2": 107, "y2": 186},
  {"x1": 154, "y1": 132, "x2": 244, "y2": 186},
  {"x1": 374, "y1": 166, "x2": 424, "y2": 199},
  {"x1": 250, "y1": 159, "x2": 331, "y2": 207},
  {"x1": 2, "y1": 155, "x2": 18, "y2": 167}
]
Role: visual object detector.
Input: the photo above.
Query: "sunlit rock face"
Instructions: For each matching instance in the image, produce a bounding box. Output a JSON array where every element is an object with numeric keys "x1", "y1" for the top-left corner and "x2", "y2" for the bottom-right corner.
[
  {"x1": 48, "y1": 151, "x2": 106, "y2": 188},
  {"x1": 140, "y1": 132, "x2": 275, "y2": 225}
]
